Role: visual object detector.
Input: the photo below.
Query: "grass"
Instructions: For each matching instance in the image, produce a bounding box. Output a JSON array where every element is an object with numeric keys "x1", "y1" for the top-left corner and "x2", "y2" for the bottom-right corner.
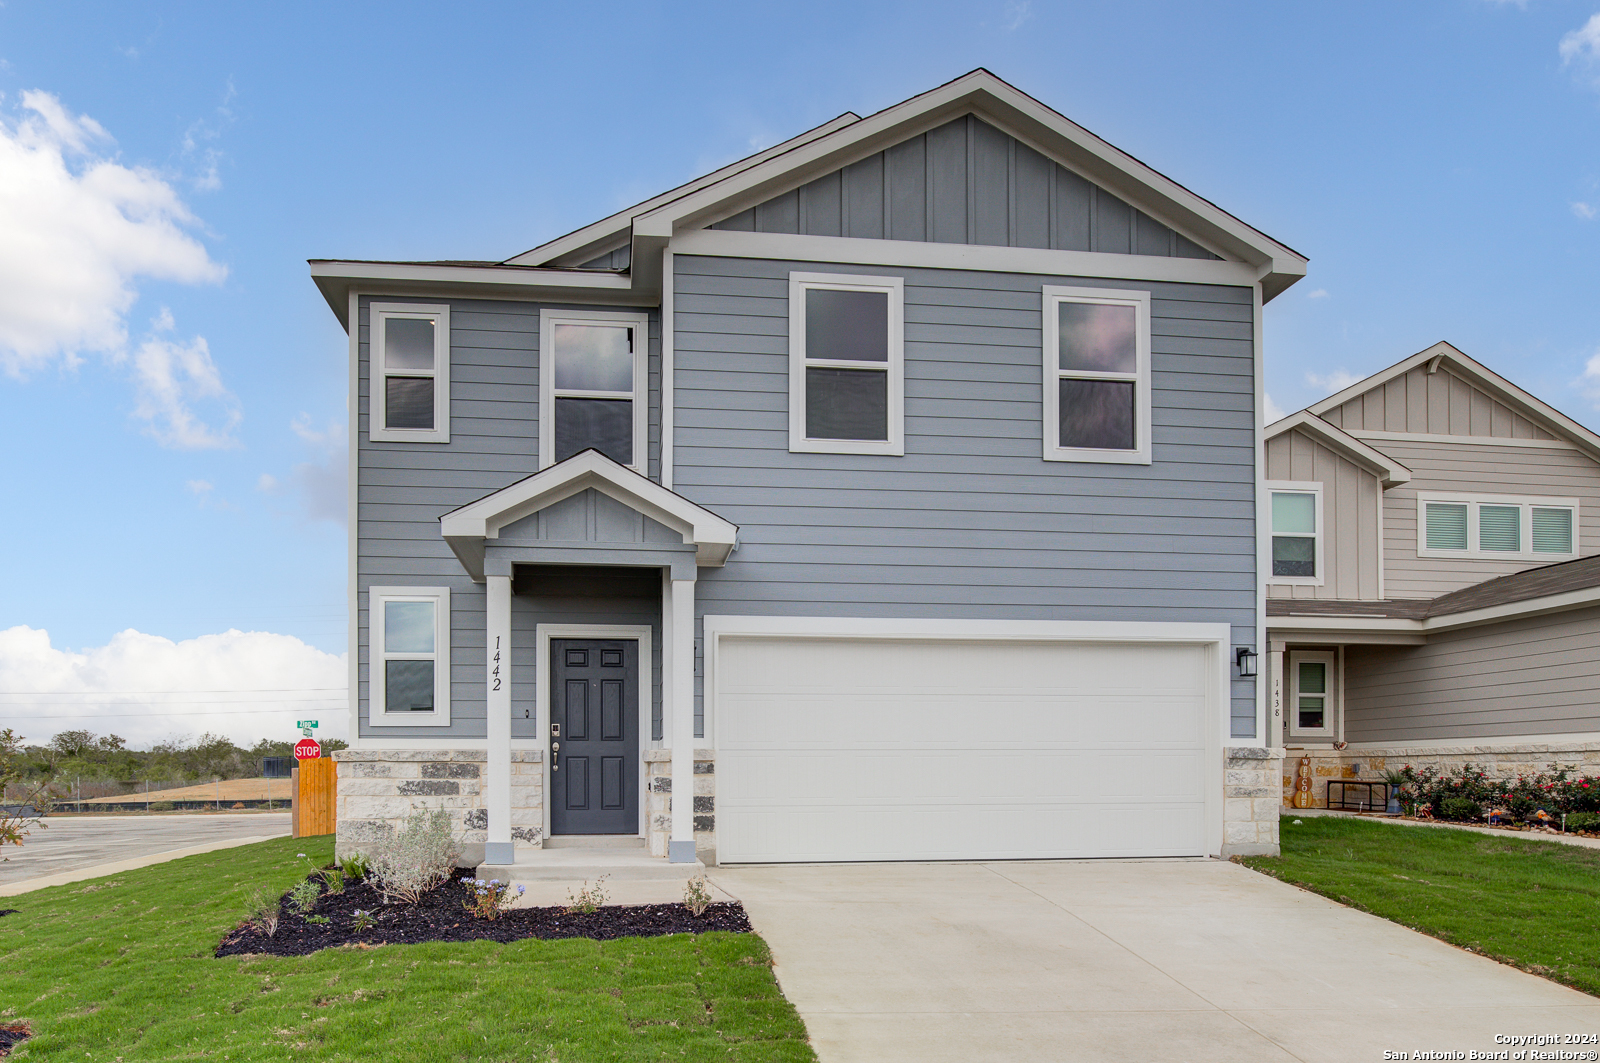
[
  {"x1": 1243, "y1": 815, "x2": 1600, "y2": 996},
  {"x1": 0, "y1": 835, "x2": 815, "y2": 1061}
]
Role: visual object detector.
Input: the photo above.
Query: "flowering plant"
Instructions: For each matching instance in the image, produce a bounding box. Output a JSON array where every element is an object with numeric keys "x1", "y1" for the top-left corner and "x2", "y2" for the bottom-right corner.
[
  {"x1": 462, "y1": 878, "x2": 525, "y2": 921},
  {"x1": 1397, "y1": 763, "x2": 1600, "y2": 821}
]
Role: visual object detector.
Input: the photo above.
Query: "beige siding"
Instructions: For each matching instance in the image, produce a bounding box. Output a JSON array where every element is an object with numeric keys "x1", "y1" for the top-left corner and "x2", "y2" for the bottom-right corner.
[
  {"x1": 1375, "y1": 439, "x2": 1600, "y2": 598},
  {"x1": 1344, "y1": 606, "x2": 1600, "y2": 743},
  {"x1": 1322, "y1": 364, "x2": 1557, "y2": 439},
  {"x1": 1265, "y1": 428, "x2": 1382, "y2": 600}
]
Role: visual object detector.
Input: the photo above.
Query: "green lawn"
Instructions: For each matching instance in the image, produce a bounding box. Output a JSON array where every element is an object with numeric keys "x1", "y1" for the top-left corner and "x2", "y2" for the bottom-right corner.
[
  {"x1": 1244, "y1": 816, "x2": 1600, "y2": 996},
  {"x1": 0, "y1": 835, "x2": 815, "y2": 1061}
]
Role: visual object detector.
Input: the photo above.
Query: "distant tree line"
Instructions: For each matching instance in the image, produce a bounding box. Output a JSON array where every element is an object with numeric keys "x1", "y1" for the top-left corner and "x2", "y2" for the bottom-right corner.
[{"x1": 9, "y1": 730, "x2": 350, "y2": 785}]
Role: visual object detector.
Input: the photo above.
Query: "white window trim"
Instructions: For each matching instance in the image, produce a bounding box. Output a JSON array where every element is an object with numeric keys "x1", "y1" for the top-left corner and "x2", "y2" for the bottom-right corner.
[
  {"x1": 1266, "y1": 480, "x2": 1325, "y2": 587},
  {"x1": 538, "y1": 308, "x2": 650, "y2": 472},
  {"x1": 1287, "y1": 649, "x2": 1336, "y2": 740},
  {"x1": 788, "y1": 271, "x2": 905, "y2": 456},
  {"x1": 370, "y1": 302, "x2": 450, "y2": 443},
  {"x1": 1041, "y1": 285, "x2": 1152, "y2": 465},
  {"x1": 370, "y1": 586, "x2": 451, "y2": 727},
  {"x1": 1414, "y1": 492, "x2": 1579, "y2": 562}
]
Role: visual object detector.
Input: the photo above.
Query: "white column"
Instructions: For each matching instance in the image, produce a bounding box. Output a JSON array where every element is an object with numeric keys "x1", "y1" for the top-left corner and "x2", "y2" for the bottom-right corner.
[
  {"x1": 485, "y1": 574, "x2": 514, "y2": 865},
  {"x1": 667, "y1": 575, "x2": 697, "y2": 863},
  {"x1": 1267, "y1": 639, "x2": 1286, "y2": 749}
]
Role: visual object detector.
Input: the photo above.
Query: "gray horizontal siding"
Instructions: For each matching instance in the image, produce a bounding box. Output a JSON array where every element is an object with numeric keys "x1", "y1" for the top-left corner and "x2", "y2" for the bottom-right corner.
[
  {"x1": 711, "y1": 114, "x2": 1220, "y2": 261},
  {"x1": 356, "y1": 296, "x2": 661, "y2": 740},
  {"x1": 1344, "y1": 606, "x2": 1600, "y2": 743},
  {"x1": 672, "y1": 253, "x2": 1258, "y2": 737}
]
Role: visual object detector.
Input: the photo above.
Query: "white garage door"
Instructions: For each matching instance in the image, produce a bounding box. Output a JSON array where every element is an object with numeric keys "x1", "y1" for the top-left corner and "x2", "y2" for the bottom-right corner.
[{"x1": 715, "y1": 636, "x2": 1214, "y2": 863}]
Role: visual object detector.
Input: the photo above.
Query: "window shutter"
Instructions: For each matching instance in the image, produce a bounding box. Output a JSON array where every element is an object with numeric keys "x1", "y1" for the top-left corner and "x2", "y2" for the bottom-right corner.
[
  {"x1": 1478, "y1": 505, "x2": 1521, "y2": 552},
  {"x1": 1532, "y1": 507, "x2": 1574, "y2": 554},
  {"x1": 1425, "y1": 503, "x2": 1468, "y2": 551}
]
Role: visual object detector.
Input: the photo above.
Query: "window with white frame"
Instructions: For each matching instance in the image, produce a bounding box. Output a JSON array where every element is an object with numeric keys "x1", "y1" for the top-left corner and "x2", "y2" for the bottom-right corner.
[
  {"x1": 370, "y1": 303, "x2": 450, "y2": 443},
  {"x1": 1267, "y1": 482, "x2": 1323, "y2": 584},
  {"x1": 1288, "y1": 650, "x2": 1335, "y2": 739},
  {"x1": 788, "y1": 272, "x2": 904, "y2": 456},
  {"x1": 370, "y1": 587, "x2": 450, "y2": 726},
  {"x1": 1417, "y1": 494, "x2": 1578, "y2": 561},
  {"x1": 539, "y1": 309, "x2": 650, "y2": 470},
  {"x1": 1042, "y1": 285, "x2": 1152, "y2": 464}
]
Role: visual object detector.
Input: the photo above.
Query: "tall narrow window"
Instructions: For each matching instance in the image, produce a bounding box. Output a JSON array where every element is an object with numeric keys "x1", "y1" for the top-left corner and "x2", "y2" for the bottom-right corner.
[
  {"x1": 371, "y1": 303, "x2": 450, "y2": 443},
  {"x1": 370, "y1": 587, "x2": 451, "y2": 726},
  {"x1": 539, "y1": 310, "x2": 649, "y2": 470},
  {"x1": 1417, "y1": 495, "x2": 1578, "y2": 560},
  {"x1": 1288, "y1": 651, "x2": 1335, "y2": 739},
  {"x1": 1267, "y1": 483, "x2": 1322, "y2": 584},
  {"x1": 789, "y1": 272, "x2": 904, "y2": 456},
  {"x1": 1042, "y1": 286, "x2": 1151, "y2": 464}
]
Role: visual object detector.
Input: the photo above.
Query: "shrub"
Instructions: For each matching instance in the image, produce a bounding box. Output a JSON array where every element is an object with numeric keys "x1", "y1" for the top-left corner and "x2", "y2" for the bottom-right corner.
[
  {"x1": 683, "y1": 874, "x2": 713, "y2": 917},
  {"x1": 339, "y1": 853, "x2": 369, "y2": 881},
  {"x1": 246, "y1": 888, "x2": 280, "y2": 937},
  {"x1": 462, "y1": 878, "x2": 524, "y2": 921},
  {"x1": 565, "y1": 875, "x2": 610, "y2": 915},
  {"x1": 1438, "y1": 796, "x2": 1482, "y2": 822},
  {"x1": 1565, "y1": 812, "x2": 1600, "y2": 832},
  {"x1": 1398, "y1": 763, "x2": 1600, "y2": 818},
  {"x1": 365, "y1": 808, "x2": 462, "y2": 905},
  {"x1": 149, "y1": 801, "x2": 174, "y2": 812}
]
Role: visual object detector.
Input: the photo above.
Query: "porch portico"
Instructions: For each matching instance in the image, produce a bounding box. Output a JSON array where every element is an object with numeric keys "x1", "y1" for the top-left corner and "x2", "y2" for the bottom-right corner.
[{"x1": 439, "y1": 450, "x2": 738, "y2": 865}]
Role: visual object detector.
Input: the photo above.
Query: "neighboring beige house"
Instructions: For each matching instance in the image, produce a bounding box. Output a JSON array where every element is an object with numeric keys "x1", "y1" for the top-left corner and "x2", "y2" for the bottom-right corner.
[{"x1": 1265, "y1": 342, "x2": 1600, "y2": 805}]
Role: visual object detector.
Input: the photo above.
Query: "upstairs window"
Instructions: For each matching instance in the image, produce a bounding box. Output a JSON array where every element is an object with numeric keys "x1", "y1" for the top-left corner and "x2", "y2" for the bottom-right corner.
[
  {"x1": 1267, "y1": 483, "x2": 1323, "y2": 584},
  {"x1": 539, "y1": 309, "x2": 650, "y2": 470},
  {"x1": 370, "y1": 303, "x2": 450, "y2": 443},
  {"x1": 788, "y1": 272, "x2": 904, "y2": 456},
  {"x1": 1042, "y1": 286, "x2": 1152, "y2": 464},
  {"x1": 1418, "y1": 494, "x2": 1578, "y2": 561},
  {"x1": 370, "y1": 586, "x2": 450, "y2": 726}
]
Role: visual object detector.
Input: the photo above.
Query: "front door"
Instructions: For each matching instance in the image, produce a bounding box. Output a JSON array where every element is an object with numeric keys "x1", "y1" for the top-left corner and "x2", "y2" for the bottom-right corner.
[{"x1": 550, "y1": 638, "x2": 639, "y2": 835}]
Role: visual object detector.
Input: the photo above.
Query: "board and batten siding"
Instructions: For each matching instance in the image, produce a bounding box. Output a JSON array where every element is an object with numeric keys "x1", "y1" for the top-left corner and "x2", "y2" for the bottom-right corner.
[
  {"x1": 1344, "y1": 605, "x2": 1600, "y2": 743},
  {"x1": 1374, "y1": 440, "x2": 1600, "y2": 600},
  {"x1": 710, "y1": 115, "x2": 1220, "y2": 260},
  {"x1": 1321, "y1": 363, "x2": 1559, "y2": 440},
  {"x1": 355, "y1": 296, "x2": 662, "y2": 740},
  {"x1": 1264, "y1": 428, "x2": 1383, "y2": 600},
  {"x1": 670, "y1": 253, "x2": 1260, "y2": 737}
]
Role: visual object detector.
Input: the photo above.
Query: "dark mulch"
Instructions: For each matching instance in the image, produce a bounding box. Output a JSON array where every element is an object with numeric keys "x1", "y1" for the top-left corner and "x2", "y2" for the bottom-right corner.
[
  {"x1": 0, "y1": 911, "x2": 16, "y2": 919},
  {"x1": 215, "y1": 869, "x2": 751, "y2": 958},
  {"x1": 0, "y1": 1024, "x2": 29, "y2": 1057}
]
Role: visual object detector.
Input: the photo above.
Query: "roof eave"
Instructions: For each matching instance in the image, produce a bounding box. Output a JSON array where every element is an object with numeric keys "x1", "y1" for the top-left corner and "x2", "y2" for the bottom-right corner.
[
  {"x1": 308, "y1": 260, "x2": 644, "y2": 328},
  {"x1": 1265, "y1": 412, "x2": 1413, "y2": 487}
]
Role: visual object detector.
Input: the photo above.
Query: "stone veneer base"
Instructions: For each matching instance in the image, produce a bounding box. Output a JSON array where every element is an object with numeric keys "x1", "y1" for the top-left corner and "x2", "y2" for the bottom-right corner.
[
  {"x1": 1223, "y1": 746, "x2": 1285, "y2": 858},
  {"x1": 1279, "y1": 740, "x2": 1600, "y2": 810}
]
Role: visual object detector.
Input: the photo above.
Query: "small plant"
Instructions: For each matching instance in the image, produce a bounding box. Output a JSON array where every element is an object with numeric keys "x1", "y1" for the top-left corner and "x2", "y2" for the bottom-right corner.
[
  {"x1": 350, "y1": 909, "x2": 375, "y2": 932},
  {"x1": 683, "y1": 874, "x2": 713, "y2": 917},
  {"x1": 365, "y1": 808, "x2": 462, "y2": 906},
  {"x1": 149, "y1": 801, "x2": 174, "y2": 812},
  {"x1": 246, "y1": 888, "x2": 280, "y2": 938},
  {"x1": 462, "y1": 878, "x2": 526, "y2": 921},
  {"x1": 339, "y1": 853, "x2": 370, "y2": 880},
  {"x1": 1438, "y1": 795, "x2": 1482, "y2": 822},
  {"x1": 318, "y1": 867, "x2": 346, "y2": 894},
  {"x1": 565, "y1": 875, "x2": 610, "y2": 915},
  {"x1": 287, "y1": 878, "x2": 321, "y2": 914},
  {"x1": 1566, "y1": 812, "x2": 1600, "y2": 832},
  {"x1": 305, "y1": 914, "x2": 331, "y2": 925}
]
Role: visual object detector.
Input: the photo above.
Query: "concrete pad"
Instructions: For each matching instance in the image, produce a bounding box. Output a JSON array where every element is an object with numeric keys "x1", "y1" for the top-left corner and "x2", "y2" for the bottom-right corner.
[{"x1": 711, "y1": 859, "x2": 1600, "y2": 1062}]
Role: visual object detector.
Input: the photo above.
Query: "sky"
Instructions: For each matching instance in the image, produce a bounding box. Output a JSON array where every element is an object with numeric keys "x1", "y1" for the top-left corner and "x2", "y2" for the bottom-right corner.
[{"x1": 2, "y1": 0, "x2": 1599, "y2": 749}]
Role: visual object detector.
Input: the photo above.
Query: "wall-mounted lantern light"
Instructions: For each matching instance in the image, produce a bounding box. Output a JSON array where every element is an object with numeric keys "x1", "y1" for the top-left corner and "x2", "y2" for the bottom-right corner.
[{"x1": 1235, "y1": 647, "x2": 1259, "y2": 678}]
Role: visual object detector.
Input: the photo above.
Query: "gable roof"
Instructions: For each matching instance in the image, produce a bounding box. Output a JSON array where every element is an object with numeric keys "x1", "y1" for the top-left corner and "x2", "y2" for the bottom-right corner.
[
  {"x1": 1306, "y1": 341, "x2": 1600, "y2": 461},
  {"x1": 1263, "y1": 411, "x2": 1413, "y2": 488},
  {"x1": 439, "y1": 449, "x2": 738, "y2": 581}
]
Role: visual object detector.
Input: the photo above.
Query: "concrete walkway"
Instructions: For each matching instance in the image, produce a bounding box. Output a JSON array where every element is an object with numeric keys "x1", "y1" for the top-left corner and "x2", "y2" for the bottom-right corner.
[
  {"x1": 0, "y1": 812, "x2": 290, "y2": 894},
  {"x1": 711, "y1": 859, "x2": 1600, "y2": 1063}
]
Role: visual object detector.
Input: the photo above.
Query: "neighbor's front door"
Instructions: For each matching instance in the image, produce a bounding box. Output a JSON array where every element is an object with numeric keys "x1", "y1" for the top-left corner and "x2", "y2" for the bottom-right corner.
[{"x1": 550, "y1": 638, "x2": 639, "y2": 835}]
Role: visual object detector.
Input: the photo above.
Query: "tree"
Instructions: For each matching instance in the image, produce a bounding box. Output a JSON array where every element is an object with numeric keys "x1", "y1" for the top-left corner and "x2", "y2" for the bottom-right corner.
[
  {"x1": 0, "y1": 730, "x2": 51, "y2": 854},
  {"x1": 48, "y1": 730, "x2": 97, "y2": 759}
]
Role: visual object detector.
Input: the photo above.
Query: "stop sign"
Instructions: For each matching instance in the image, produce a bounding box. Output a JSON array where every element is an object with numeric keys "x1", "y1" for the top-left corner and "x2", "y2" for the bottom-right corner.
[{"x1": 294, "y1": 738, "x2": 321, "y2": 761}]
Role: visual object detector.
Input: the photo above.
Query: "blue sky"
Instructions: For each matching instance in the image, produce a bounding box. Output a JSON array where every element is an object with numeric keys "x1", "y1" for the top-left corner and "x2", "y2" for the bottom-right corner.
[{"x1": 2, "y1": 0, "x2": 1599, "y2": 744}]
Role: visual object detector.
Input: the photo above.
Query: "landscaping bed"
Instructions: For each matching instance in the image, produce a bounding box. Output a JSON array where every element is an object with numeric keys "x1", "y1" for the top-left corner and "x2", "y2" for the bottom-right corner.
[{"x1": 217, "y1": 867, "x2": 752, "y2": 957}]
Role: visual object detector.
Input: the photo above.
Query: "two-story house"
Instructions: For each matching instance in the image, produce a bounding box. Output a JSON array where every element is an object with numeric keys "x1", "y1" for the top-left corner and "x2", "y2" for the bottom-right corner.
[
  {"x1": 310, "y1": 70, "x2": 1306, "y2": 867},
  {"x1": 1266, "y1": 342, "x2": 1600, "y2": 805}
]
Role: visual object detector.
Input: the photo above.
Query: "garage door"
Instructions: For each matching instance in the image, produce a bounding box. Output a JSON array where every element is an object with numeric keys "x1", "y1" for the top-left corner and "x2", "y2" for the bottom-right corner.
[{"x1": 715, "y1": 636, "x2": 1214, "y2": 863}]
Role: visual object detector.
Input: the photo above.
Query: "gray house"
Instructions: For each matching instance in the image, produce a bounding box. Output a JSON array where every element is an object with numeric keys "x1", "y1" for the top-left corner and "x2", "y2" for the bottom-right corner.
[
  {"x1": 310, "y1": 70, "x2": 1305, "y2": 866},
  {"x1": 1265, "y1": 343, "x2": 1600, "y2": 804}
]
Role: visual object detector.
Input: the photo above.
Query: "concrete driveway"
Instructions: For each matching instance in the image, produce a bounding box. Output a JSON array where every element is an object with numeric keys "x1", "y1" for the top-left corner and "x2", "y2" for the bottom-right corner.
[
  {"x1": 711, "y1": 859, "x2": 1600, "y2": 1063},
  {"x1": 0, "y1": 813, "x2": 290, "y2": 892}
]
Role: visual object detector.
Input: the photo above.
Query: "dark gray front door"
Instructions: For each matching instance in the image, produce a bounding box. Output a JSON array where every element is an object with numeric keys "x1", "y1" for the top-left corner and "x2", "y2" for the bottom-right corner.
[{"x1": 550, "y1": 638, "x2": 639, "y2": 835}]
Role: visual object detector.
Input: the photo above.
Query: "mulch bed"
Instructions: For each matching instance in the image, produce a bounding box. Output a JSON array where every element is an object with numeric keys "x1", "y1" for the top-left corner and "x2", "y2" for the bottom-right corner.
[
  {"x1": 0, "y1": 1025, "x2": 29, "y2": 1057},
  {"x1": 216, "y1": 869, "x2": 751, "y2": 958}
]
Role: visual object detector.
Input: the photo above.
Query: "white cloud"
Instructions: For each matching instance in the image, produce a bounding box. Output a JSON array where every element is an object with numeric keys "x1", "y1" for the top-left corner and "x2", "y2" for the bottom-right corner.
[
  {"x1": 180, "y1": 78, "x2": 235, "y2": 193},
  {"x1": 1001, "y1": 0, "x2": 1033, "y2": 31},
  {"x1": 186, "y1": 479, "x2": 212, "y2": 495},
  {"x1": 270, "y1": 414, "x2": 347, "y2": 524},
  {"x1": 290, "y1": 412, "x2": 341, "y2": 447},
  {"x1": 1263, "y1": 392, "x2": 1288, "y2": 424},
  {"x1": 1574, "y1": 201, "x2": 1597, "y2": 220},
  {"x1": 1306, "y1": 288, "x2": 1330, "y2": 299},
  {"x1": 1582, "y1": 349, "x2": 1600, "y2": 405},
  {"x1": 0, "y1": 91, "x2": 225, "y2": 376},
  {"x1": 1562, "y1": 14, "x2": 1600, "y2": 65},
  {"x1": 1306, "y1": 369, "x2": 1364, "y2": 395},
  {"x1": 0, "y1": 626, "x2": 347, "y2": 747},
  {"x1": 128, "y1": 328, "x2": 241, "y2": 448},
  {"x1": 256, "y1": 472, "x2": 279, "y2": 493}
]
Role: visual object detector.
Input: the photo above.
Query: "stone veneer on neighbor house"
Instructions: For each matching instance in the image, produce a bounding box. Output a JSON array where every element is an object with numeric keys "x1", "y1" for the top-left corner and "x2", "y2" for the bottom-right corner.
[
  {"x1": 1223, "y1": 747, "x2": 1284, "y2": 858},
  {"x1": 1279, "y1": 741, "x2": 1600, "y2": 810}
]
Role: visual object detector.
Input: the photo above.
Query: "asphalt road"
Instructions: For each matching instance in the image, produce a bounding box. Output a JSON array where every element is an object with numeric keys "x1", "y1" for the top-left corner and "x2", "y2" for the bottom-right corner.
[{"x1": 0, "y1": 812, "x2": 291, "y2": 886}]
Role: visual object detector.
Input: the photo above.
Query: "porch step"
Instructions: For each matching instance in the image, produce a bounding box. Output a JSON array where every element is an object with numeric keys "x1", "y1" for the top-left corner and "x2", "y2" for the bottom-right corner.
[
  {"x1": 478, "y1": 846, "x2": 704, "y2": 882},
  {"x1": 542, "y1": 835, "x2": 647, "y2": 850}
]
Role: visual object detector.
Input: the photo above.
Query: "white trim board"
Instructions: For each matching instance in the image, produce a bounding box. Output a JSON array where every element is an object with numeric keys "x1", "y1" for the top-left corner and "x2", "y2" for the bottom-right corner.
[
  {"x1": 670, "y1": 228, "x2": 1259, "y2": 288},
  {"x1": 1268, "y1": 584, "x2": 1600, "y2": 637},
  {"x1": 1346, "y1": 429, "x2": 1582, "y2": 452},
  {"x1": 347, "y1": 290, "x2": 361, "y2": 745},
  {"x1": 1264, "y1": 412, "x2": 1412, "y2": 487},
  {"x1": 534, "y1": 624, "x2": 654, "y2": 841}
]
